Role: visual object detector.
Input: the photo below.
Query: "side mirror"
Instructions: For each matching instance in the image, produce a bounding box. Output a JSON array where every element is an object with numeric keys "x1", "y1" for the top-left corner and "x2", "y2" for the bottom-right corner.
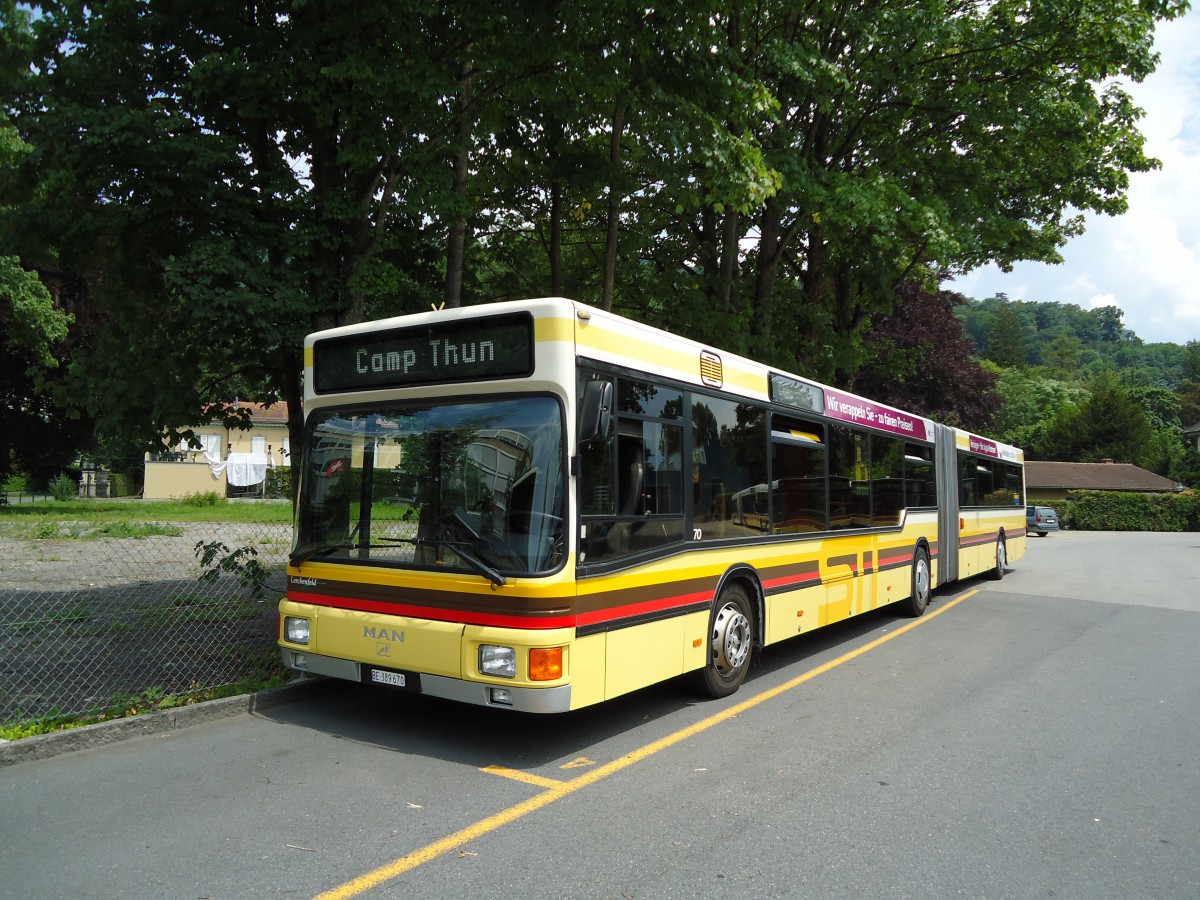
[{"x1": 578, "y1": 380, "x2": 613, "y2": 447}]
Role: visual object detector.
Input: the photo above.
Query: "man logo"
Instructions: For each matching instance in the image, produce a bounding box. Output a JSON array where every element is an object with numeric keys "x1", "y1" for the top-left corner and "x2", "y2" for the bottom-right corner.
[{"x1": 363, "y1": 625, "x2": 405, "y2": 643}]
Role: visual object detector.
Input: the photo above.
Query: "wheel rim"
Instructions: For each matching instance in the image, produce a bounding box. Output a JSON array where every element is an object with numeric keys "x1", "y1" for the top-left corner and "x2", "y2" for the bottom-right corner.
[
  {"x1": 915, "y1": 555, "x2": 930, "y2": 603},
  {"x1": 711, "y1": 601, "x2": 751, "y2": 676}
]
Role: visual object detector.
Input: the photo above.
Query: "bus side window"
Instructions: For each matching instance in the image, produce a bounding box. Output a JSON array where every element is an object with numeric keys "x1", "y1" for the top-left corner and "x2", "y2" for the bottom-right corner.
[
  {"x1": 691, "y1": 397, "x2": 766, "y2": 539},
  {"x1": 869, "y1": 433, "x2": 904, "y2": 527},
  {"x1": 828, "y1": 425, "x2": 869, "y2": 529},
  {"x1": 770, "y1": 416, "x2": 827, "y2": 534}
]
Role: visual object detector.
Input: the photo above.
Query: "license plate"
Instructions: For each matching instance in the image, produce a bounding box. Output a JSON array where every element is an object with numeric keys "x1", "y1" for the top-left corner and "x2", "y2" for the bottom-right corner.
[
  {"x1": 364, "y1": 666, "x2": 420, "y2": 691},
  {"x1": 371, "y1": 669, "x2": 406, "y2": 687}
]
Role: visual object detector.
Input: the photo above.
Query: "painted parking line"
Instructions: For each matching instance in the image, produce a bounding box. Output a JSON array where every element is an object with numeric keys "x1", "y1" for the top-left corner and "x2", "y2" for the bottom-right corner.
[{"x1": 313, "y1": 589, "x2": 979, "y2": 899}]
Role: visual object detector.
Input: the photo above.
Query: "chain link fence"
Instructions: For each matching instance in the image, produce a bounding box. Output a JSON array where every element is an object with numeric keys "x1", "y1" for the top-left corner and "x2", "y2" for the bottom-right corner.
[{"x1": 0, "y1": 520, "x2": 292, "y2": 724}]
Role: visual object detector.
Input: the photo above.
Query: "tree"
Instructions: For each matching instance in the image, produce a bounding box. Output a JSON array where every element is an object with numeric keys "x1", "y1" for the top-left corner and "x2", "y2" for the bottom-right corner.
[
  {"x1": 1, "y1": 1, "x2": 491, "y2": 474},
  {"x1": 1, "y1": 0, "x2": 1184, "y2": 478},
  {"x1": 1044, "y1": 331, "x2": 1084, "y2": 376},
  {"x1": 984, "y1": 303, "x2": 1029, "y2": 368},
  {"x1": 991, "y1": 368, "x2": 1089, "y2": 456},
  {"x1": 852, "y1": 282, "x2": 1000, "y2": 431},
  {"x1": 1040, "y1": 370, "x2": 1155, "y2": 464}
]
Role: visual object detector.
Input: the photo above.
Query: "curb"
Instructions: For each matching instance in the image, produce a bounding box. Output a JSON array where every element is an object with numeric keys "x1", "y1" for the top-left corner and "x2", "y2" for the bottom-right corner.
[{"x1": 0, "y1": 677, "x2": 335, "y2": 768}]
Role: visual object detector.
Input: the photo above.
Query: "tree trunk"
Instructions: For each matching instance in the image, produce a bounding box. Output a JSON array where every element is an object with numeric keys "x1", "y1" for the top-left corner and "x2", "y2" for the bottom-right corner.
[
  {"x1": 444, "y1": 50, "x2": 474, "y2": 309},
  {"x1": 752, "y1": 199, "x2": 784, "y2": 348},
  {"x1": 601, "y1": 101, "x2": 627, "y2": 312}
]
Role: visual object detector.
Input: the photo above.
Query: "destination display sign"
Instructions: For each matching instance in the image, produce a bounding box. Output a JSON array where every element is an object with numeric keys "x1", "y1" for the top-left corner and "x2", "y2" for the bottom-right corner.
[
  {"x1": 313, "y1": 312, "x2": 534, "y2": 394},
  {"x1": 769, "y1": 373, "x2": 825, "y2": 413},
  {"x1": 823, "y1": 389, "x2": 934, "y2": 442}
]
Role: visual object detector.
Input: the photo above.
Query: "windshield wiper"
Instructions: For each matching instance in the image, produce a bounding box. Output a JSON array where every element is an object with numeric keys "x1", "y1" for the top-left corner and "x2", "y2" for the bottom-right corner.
[
  {"x1": 289, "y1": 544, "x2": 350, "y2": 567},
  {"x1": 290, "y1": 538, "x2": 506, "y2": 588},
  {"x1": 384, "y1": 536, "x2": 506, "y2": 587}
]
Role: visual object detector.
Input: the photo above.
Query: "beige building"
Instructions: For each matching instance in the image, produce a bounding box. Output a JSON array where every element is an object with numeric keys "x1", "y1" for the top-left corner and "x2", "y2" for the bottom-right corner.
[{"x1": 143, "y1": 402, "x2": 291, "y2": 500}]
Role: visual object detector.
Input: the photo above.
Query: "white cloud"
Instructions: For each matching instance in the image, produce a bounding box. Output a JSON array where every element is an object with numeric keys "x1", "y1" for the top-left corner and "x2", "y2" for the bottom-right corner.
[{"x1": 956, "y1": 11, "x2": 1200, "y2": 346}]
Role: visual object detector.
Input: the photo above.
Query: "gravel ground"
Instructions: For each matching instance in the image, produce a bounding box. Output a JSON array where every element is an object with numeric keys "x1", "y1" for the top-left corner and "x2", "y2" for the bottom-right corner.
[{"x1": 0, "y1": 522, "x2": 292, "y2": 721}]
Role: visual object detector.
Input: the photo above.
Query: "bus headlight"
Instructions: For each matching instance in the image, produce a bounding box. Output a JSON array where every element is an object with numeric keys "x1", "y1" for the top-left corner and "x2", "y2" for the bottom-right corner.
[
  {"x1": 479, "y1": 644, "x2": 516, "y2": 678},
  {"x1": 284, "y1": 616, "x2": 311, "y2": 644}
]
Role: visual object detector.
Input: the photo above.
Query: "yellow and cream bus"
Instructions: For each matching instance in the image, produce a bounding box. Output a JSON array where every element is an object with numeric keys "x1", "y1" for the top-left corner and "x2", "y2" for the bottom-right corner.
[{"x1": 279, "y1": 297, "x2": 1025, "y2": 712}]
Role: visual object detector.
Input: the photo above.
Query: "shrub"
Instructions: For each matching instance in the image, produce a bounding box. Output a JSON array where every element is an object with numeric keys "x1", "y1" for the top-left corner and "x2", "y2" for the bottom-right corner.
[
  {"x1": 50, "y1": 473, "x2": 76, "y2": 501},
  {"x1": 107, "y1": 472, "x2": 135, "y2": 497},
  {"x1": 180, "y1": 491, "x2": 226, "y2": 507},
  {"x1": 1065, "y1": 490, "x2": 1200, "y2": 532},
  {"x1": 265, "y1": 466, "x2": 292, "y2": 499}
]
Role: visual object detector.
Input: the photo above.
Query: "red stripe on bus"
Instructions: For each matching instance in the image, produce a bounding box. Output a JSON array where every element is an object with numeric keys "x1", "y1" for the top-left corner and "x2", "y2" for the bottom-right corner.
[
  {"x1": 763, "y1": 570, "x2": 822, "y2": 591},
  {"x1": 575, "y1": 589, "x2": 711, "y2": 627},
  {"x1": 287, "y1": 586, "x2": 713, "y2": 631},
  {"x1": 286, "y1": 590, "x2": 577, "y2": 630}
]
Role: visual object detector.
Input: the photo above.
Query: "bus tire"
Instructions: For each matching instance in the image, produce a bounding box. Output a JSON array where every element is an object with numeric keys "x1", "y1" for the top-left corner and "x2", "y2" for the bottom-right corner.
[
  {"x1": 991, "y1": 535, "x2": 1007, "y2": 581},
  {"x1": 899, "y1": 546, "x2": 931, "y2": 617},
  {"x1": 695, "y1": 583, "x2": 754, "y2": 699}
]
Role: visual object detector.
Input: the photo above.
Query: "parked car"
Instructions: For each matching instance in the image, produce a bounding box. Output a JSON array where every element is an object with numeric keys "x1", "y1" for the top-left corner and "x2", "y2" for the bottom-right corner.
[{"x1": 1026, "y1": 505, "x2": 1060, "y2": 536}]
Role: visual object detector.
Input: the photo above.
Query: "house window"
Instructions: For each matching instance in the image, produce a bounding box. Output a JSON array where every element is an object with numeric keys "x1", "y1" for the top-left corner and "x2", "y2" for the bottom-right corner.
[{"x1": 199, "y1": 433, "x2": 221, "y2": 458}]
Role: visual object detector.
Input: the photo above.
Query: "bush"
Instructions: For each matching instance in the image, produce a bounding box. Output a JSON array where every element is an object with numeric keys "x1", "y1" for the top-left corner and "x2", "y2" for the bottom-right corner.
[
  {"x1": 180, "y1": 491, "x2": 227, "y2": 507},
  {"x1": 1064, "y1": 490, "x2": 1200, "y2": 532},
  {"x1": 265, "y1": 466, "x2": 292, "y2": 500},
  {"x1": 107, "y1": 472, "x2": 135, "y2": 497},
  {"x1": 50, "y1": 473, "x2": 76, "y2": 501}
]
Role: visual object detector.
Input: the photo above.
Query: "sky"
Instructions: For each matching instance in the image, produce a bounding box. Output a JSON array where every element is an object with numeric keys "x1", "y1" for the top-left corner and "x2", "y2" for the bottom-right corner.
[{"x1": 953, "y1": 10, "x2": 1200, "y2": 347}]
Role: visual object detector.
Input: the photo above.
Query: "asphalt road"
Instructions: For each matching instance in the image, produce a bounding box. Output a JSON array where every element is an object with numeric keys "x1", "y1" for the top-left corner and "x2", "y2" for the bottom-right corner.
[{"x1": 3, "y1": 531, "x2": 1199, "y2": 899}]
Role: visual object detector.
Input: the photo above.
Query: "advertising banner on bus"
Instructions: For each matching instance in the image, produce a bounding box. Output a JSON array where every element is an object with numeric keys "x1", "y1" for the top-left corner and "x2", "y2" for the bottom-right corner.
[{"x1": 822, "y1": 389, "x2": 935, "y2": 442}]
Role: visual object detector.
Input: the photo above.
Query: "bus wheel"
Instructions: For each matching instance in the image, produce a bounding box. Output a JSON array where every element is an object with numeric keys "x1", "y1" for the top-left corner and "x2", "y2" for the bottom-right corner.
[
  {"x1": 991, "y1": 536, "x2": 1007, "y2": 581},
  {"x1": 695, "y1": 584, "x2": 754, "y2": 699},
  {"x1": 899, "y1": 546, "x2": 931, "y2": 617}
]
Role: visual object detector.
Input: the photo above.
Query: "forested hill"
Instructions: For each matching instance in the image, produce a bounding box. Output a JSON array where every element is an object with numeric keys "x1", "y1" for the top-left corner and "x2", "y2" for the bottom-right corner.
[
  {"x1": 957, "y1": 296, "x2": 1193, "y2": 390},
  {"x1": 953, "y1": 296, "x2": 1200, "y2": 488}
]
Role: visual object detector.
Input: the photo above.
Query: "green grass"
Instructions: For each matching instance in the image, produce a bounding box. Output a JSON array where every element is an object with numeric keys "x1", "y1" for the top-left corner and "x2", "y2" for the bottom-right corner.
[
  {"x1": 0, "y1": 668, "x2": 294, "y2": 741},
  {"x1": 2, "y1": 520, "x2": 190, "y2": 541},
  {"x1": 0, "y1": 499, "x2": 294, "y2": 524}
]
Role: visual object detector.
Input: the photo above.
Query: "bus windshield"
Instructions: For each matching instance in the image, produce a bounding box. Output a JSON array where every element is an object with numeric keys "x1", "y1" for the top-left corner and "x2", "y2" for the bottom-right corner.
[{"x1": 293, "y1": 396, "x2": 564, "y2": 578}]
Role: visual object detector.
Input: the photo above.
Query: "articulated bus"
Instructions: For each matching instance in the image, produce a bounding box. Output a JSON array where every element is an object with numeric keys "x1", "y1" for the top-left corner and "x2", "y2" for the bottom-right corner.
[{"x1": 279, "y1": 297, "x2": 1025, "y2": 712}]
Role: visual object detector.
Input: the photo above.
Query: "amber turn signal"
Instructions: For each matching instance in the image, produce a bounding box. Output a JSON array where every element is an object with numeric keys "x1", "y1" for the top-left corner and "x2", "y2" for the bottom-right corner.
[{"x1": 529, "y1": 647, "x2": 563, "y2": 681}]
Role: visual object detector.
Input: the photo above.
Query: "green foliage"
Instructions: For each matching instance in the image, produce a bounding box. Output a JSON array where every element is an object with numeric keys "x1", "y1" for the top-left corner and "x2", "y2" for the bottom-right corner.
[
  {"x1": 180, "y1": 491, "x2": 226, "y2": 508},
  {"x1": 15, "y1": 520, "x2": 182, "y2": 540},
  {"x1": 983, "y1": 304, "x2": 1028, "y2": 368},
  {"x1": 991, "y1": 368, "x2": 1089, "y2": 453},
  {"x1": 49, "y1": 473, "x2": 75, "y2": 501},
  {"x1": 0, "y1": 0, "x2": 1184, "y2": 459},
  {"x1": 1040, "y1": 370, "x2": 1155, "y2": 465},
  {"x1": 0, "y1": 255, "x2": 71, "y2": 367},
  {"x1": 265, "y1": 466, "x2": 292, "y2": 500},
  {"x1": 1061, "y1": 490, "x2": 1200, "y2": 532},
  {"x1": 194, "y1": 539, "x2": 274, "y2": 600},
  {"x1": 0, "y1": 498, "x2": 292, "y2": 524},
  {"x1": 958, "y1": 296, "x2": 1190, "y2": 380},
  {"x1": 106, "y1": 472, "x2": 134, "y2": 497},
  {"x1": 0, "y1": 668, "x2": 293, "y2": 741}
]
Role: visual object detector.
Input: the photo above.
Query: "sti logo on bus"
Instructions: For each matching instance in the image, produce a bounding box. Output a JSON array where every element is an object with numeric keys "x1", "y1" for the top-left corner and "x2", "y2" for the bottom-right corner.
[{"x1": 313, "y1": 312, "x2": 534, "y2": 393}]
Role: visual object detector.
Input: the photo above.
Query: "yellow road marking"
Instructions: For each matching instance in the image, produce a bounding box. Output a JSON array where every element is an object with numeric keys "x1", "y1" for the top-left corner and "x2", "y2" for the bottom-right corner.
[
  {"x1": 480, "y1": 765, "x2": 566, "y2": 790},
  {"x1": 313, "y1": 589, "x2": 978, "y2": 899},
  {"x1": 559, "y1": 756, "x2": 596, "y2": 769}
]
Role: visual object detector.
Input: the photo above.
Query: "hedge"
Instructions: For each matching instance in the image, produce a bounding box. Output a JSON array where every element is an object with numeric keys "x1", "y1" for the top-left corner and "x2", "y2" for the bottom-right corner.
[{"x1": 1056, "y1": 490, "x2": 1200, "y2": 532}]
